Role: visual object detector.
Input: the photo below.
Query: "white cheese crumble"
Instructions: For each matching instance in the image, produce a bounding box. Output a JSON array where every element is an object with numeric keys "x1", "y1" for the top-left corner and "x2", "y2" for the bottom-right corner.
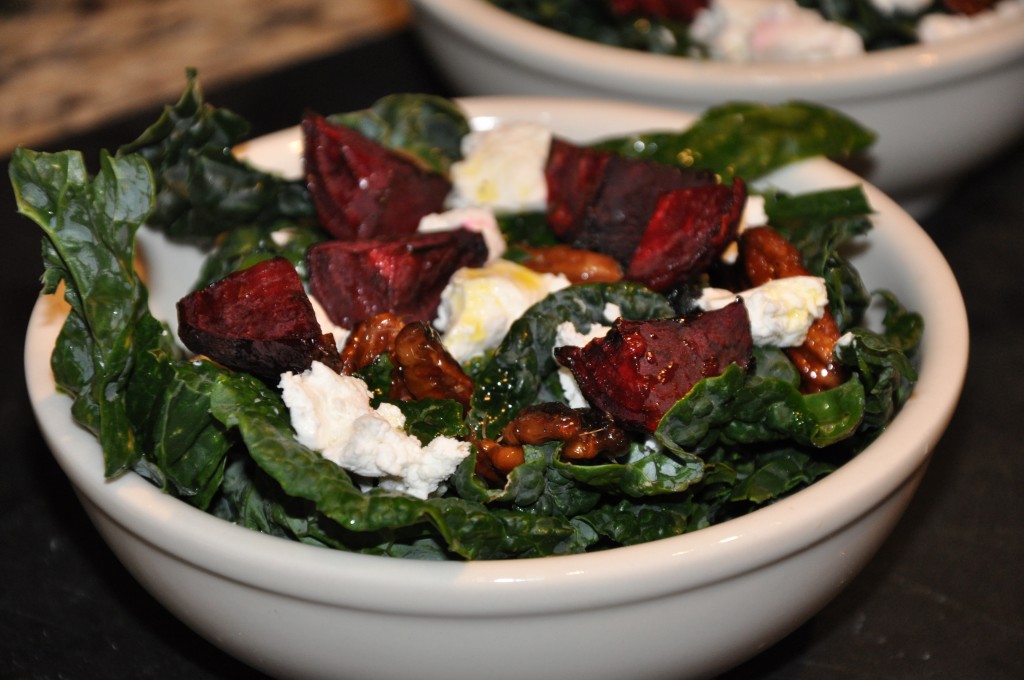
[
  {"x1": 434, "y1": 259, "x2": 570, "y2": 363},
  {"x1": 690, "y1": 0, "x2": 865, "y2": 62},
  {"x1": 279, "y1": 361, "x2": 471, "y2": 499},
  {"x1": 603, "y1": 303, "x2": 623, "y2": 323},
  {"x1": 446, "y1": 122, "x2": 551, "y2": 213},
  {"x1": 697, "y1": 275, "x2": 828, "y2": 347},
  {"x1": 417, "y1": 207, "x2": 508, "y2": 263}
]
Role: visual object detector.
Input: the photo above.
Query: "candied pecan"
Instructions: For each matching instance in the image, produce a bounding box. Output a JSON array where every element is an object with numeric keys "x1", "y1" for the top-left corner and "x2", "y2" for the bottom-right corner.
[
  {"x1": 177, "y1": 257, "x2": 342, "y2": 383},
  {"x1": 740, "y1": 226, "x2": 848, "y2": 393},
  {"x1": 502, "y1": 403, "x2": 584, "y2": 446},
  {"x1": 391, "y1": 322, "x2": 474, "y2": 411},
  {"x1": 501, "y1": 403, "x2": 630, "y2": 462},
  {"x1": 474, "y1": 438, "x2": 526, "y2": 484},
  {"x1": 517, "y1": 244, "x2": 624, "y2": 284},
  {"x1": 560, "y1": 410, "x2": 631, "y2": 461},
  {"x1": 339, "y1": 312, "x2": 408, "y2": 374}
]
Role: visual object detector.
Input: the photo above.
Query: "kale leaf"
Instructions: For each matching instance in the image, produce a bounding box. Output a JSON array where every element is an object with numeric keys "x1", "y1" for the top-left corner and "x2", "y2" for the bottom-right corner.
[
  {"x1": 118, "y1": 69, "x2": 314, "y2": 244},
  {"x1": 593, "y1": 101, "x2": 876, "y2": 183}
]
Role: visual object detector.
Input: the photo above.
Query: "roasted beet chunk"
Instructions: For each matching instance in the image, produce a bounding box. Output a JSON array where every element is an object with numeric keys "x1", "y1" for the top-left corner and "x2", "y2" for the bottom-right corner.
[
  {"x1": 307, "y1": 228, "x2": 487, "y2": 329},
  {"x1": 626, "y1": 178, "x2": 746, "y2": 292},
  {"x1": 177, "y1": 257, "x2": 342, "y2": 382},
  {"x1": 609, "y1": 0, "x2": 710, "y2": 23},
  {"x1": 554, "y1": 301, "x2": 753, "y2": 432},
  {"x1": 303, "y1": 112, "x2": 451, "y2": 240},
  {"x1": 545, "y1": 138, "x2": 717, "y2": 264},
  {"x1": 545, "y1": 138, "x2": 613, "y2": 241}
]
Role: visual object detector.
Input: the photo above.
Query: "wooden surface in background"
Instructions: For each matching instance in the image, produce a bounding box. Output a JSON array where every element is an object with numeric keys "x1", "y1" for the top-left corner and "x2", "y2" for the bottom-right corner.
[{"x1": 0, "y1": 0, "x2": 410, "y2": 154}]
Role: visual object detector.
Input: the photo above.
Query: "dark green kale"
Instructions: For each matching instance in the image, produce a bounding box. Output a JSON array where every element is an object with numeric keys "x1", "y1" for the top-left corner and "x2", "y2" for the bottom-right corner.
[
  {"x1": 593, "y1": 101, "x2": 876, "y2": 183},
  {"x1": 10, "y1": 149, "x2": 234, "y2": 504},
  {"x1": 491, "y1": 0, "x2": 939, "y2": 54},
  {"x1": 328, "y1": 93, "x2": 471, "y2": 174},
  {"x1": 11, "y1": 77, "x2": 922, "y2": 559},
  {"x1": 488, "y1": 0, "x2": 698, "y2": 55},
  {"x1": 117, "y1": 69, "x2": 314, "y2": 245}
]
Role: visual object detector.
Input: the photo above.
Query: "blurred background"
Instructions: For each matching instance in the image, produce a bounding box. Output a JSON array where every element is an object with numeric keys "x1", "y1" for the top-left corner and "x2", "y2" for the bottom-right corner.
[{"x1": 0, "y1": 0, "x2": 409, "y2": 155}]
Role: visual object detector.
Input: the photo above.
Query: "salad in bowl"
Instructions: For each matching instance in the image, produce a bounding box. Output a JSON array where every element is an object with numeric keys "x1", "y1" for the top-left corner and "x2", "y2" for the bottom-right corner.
[
  {"x1": 486, "y1": 0, "x2": 1024, "y2": 62},
  {"x1": 13, "y1": 73, "x2": 921, "y2": 561}
]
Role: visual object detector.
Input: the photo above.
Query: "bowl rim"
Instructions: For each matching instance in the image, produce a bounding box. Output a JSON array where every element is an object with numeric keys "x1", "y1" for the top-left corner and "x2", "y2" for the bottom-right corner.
[
  {"x1": 410, "y1": 0, "x2": 1024, "y2": 99},
  {"x1": 24, "y1": 96, "x2": 969, "y2": 618}
]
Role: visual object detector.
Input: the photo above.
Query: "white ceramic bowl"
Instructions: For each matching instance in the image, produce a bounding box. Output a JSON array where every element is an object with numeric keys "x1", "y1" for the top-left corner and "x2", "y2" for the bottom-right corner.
[
  {"x1": 410, "y1": 0, "x2": 1024, "y2": 216},
  {"x1": 25, "y1": 98, "x2": 968, "y2": 680}
]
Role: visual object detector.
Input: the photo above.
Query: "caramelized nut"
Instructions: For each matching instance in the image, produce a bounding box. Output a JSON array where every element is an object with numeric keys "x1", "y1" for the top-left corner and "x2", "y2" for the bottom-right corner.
[
  {"x1": 517, "y1": 244, "x2": 624, "y2": 284},
  {"x1": 392, "y1": 321, "x2": 474, "y2": 410},
  {"x1": 474, "y1": 438, "x2": 526, "y2": 484},
  {"x1": 339, "y1": 313, "x2": 409, "y2": 373},
  {"x1": 502, "y1": 402, "x2": 583, "y2": 446}
]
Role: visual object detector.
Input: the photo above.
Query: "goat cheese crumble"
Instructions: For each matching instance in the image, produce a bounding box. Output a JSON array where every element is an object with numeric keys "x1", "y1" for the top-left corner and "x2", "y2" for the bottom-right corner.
[
  {"x1": 698, "y1": 275, "x2": 828, "y2": 347},
  {"x1": 434, "y1": 259, "x2": 570, "y2": 362},
  {"x1": 279, "y1": 361, "x2": 471, "y2": 499},
  {"x1": 447, "y1": 122, "x2": 551, "y2": 213},
  {"x1": 690, "y1": 0, "x2": 865, "y2": 62}
]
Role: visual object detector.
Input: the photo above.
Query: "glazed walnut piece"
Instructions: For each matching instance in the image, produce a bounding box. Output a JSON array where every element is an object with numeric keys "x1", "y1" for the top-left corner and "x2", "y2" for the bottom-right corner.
[
  {"x1": 502, "y1": 403, "x2": 630, "y2": 461},
  {"x1": 391, "y1": 322, "x2": 475, "y2": 412},
  {"x1": 339, "y1": 312, "x2": 408, "y2": 374},
  {"x1": 339, "y1": 315, "x2": 474, "y2": 410},
  {"x1": 740, "y1": 226, "x2": 848, "y2": 393},
  {"x1": 474, "y1": 403, "x2": 631, "y2": 485},
  {"x1": 555, "y1": 301, "x2": 754, "y2": 433},
  {"x1": 516, "y1": 244, "x2": 624, "y2": 284},
  {"x1": 474, "y1": 439, "x2": 526, "y2": 485}
]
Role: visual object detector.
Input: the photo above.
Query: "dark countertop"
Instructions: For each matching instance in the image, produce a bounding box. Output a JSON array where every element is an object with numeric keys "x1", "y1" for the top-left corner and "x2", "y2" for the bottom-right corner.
[{"x1": 2, "y1": 29, "x2": 1022, "y2": 680}]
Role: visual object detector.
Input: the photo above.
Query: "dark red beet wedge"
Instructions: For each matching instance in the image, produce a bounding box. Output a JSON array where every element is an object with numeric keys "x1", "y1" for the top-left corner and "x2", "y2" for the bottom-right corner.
[
  {"x1": 545, "y1": 137, "x2": 717, "y2": 264},
  {"x1": 302, "y1": 112, "x2": 451, "y2": 241},
  {"x1": 307, "y1": 228, "x2": 487, "y2": 329},
  {"x1": 177, "y1": 257, "x2": 342, "y2": 382},
  {"x1": 554, "y1": 300, "x2": 753, "y2": 433},
  {"x1": 609, "y1": 0, "x2": 710, "y2": 23},
  {"x1": 626, "y1": 178, "x2": 746, "y2": 292},
  {"x1": 545, "y1": 138, "x2": 613, "y2": 242}
]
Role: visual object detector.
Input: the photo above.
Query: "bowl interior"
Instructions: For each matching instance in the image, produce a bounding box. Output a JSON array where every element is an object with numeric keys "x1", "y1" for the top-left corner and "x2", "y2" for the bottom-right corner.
[{"x1": 24, "y1": 97, "x2": 968, "y2": 614}]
